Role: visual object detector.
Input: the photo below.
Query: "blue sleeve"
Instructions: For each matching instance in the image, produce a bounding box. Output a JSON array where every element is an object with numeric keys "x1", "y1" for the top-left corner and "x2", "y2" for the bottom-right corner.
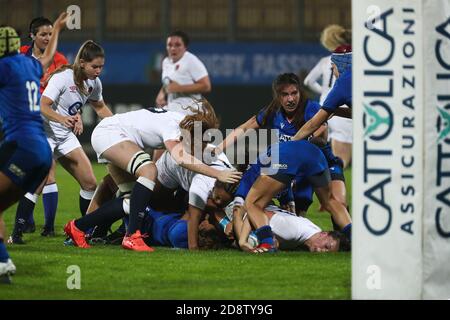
[
  {"x1": 322, "y1": 72, "x2": 351, "y2": 113},
  {"x1": 304, "y1": 100, "x2": 321, "y2": 122},
  {"x1": 256, "y1": 109, "x2": 264, "y2": 126},
  {"x1": 256, "y1": 107, "x2": 272, "y2": 127}
]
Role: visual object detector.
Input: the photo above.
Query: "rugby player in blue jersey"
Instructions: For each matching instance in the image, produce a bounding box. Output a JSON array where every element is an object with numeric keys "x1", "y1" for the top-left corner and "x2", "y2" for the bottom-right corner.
[
  {"x1": 219, "y1": 73, "x2": 348, "y2": 220},
  {"x1": 293, "y1": 44, "x2": 352, "y2": 142},
  {"x1": 0, "y1": 13, "x2": 69, "y2": 281},
  {"x1": 244, "y1": 140, "x2": 352, "y2": 253}
]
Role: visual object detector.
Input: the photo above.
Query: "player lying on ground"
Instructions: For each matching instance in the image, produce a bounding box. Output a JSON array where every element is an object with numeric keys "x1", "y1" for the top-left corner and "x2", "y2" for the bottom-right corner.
[
  {"x1": 232, "y1": 204, "x2": 350, "y2": 253},
  {"x1": 64, "y1": 179, "x2": 236, "y2": 250}
]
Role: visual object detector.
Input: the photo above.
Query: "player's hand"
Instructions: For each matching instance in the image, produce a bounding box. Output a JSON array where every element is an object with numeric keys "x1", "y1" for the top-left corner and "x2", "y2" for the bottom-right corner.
[
  {"x1": 156, "y1": 91, "x2": 167, "y2": 107},
  {"x1": 61, "y1": 115, "x2": 77, "y2": 129},
  {"x1": 216, "y1": 170, "x2": 242, "y2": 184},
  {"x1": 165, "y1": 81, "x2": 181, "y2": 94},
  {"x1": 224, "y1": 223, "x2": 234, "y2": 240},
  {"x1": 72, "y1": 113, "x2": 83, "y2": 135},
  {"x1": 53, "y1": 12, "x2": 70, "y2": 31}
]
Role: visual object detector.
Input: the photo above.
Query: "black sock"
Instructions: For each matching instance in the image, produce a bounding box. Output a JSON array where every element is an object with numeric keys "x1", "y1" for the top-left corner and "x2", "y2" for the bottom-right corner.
[
  {"x1": 79, "y1": 196, "x2": 92, "y2": 217},
  {"x1": 116, "y1": 221, "x2": 127, "y2": 234},
  {"x1": 75, "y1": 198, "x2": 126, "y2": 232},
  {"x1": 127, "y1": 182, "x2": 153, "y2": 235},
  {"x1": 13, "y1": 197, "x2": 36, "y2": 235}
]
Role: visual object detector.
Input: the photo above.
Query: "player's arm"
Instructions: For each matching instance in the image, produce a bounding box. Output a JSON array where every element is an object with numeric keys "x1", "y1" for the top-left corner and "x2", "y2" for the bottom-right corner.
[
  {"x1": 155, "y1": 87, "x2": 167, "y2": 107},
  {"x1": 303, "y1": 60, "x2": 324, "y2": 95},
  {"x1": 164, "y1": 140, "x2": 242, "y2": 184},
  {"x1": 89, "y1": 100, "x2": 113, "y2": 119},
  {"x1": 187, "y1": 205, "x2": 204, "y2": 250},
  {"x1": 165, "y1": 75, "x2": 211, "y2": 94},
  {"x1": 332, "y1": 106, "x2": 352, "y2": 119},
  {"x1": 39, "y1": 12, "x2": 70, "y2": 70},
  {"x1": 40, "y1": 95, "x2": 76, "y2": 128},
  {"x1": 292, "y1": 109, "x2": 331, "y2": 141},
  {"x1": 216, "y1": 116, "x2": 260, "y2": 153}
]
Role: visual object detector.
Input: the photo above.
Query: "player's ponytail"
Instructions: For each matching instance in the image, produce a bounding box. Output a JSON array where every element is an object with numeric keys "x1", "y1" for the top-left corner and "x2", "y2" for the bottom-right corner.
[
  {"x1": 73, "y1": 40, "x2": 104, "y2": 95},
  {"x1": 179, "y1": 99, "x2": 220, "y2": 155},
  {"x1": 320, "y1": 24, "x2": 352, "y2": 52}
]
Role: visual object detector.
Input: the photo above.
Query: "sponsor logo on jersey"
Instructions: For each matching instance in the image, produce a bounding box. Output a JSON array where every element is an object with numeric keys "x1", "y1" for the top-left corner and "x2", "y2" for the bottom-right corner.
[
  {"x1": 272, "y1": 163, "x2": 288, "y2": 169},
  {"x1": 69, "y1": 85, "x2": 77, "y2": 93}
]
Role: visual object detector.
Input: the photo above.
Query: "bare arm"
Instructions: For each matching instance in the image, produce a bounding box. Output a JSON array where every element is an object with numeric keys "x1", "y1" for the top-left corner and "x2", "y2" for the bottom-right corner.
[
  {"x1": 187, "y1": 205, "x2": 204, "y2": 250},
  {"x1": 39, "y1": 12, "x2": 69, "y2": 70},
  {"x1": 165, "y1": 76, "x2": 211, "y2": 95},
  {"x1": 292, "y1": 109, "x2": 331, "y2": 141},
  {"x1": 303, "y1": 59, "x2": 325, "y2": 95},
  {"x1": 40, "y1": 95, "x2": 76, "y2": 128},
  {"x1": 332, "y1": 107, "x2": 353, "y2": 119},
  {"x1": 216, "y1": 116, "x2": 260, "y2": 154},
  {"x1": 165, "y1": 140, "x2": 242, "y2": 183},
  {"x1": 89, "y1": 100, "x2": 113, "y2": 119},
  {"x1": 155, "y1": 87, "x2": 167, "y2": 107}
]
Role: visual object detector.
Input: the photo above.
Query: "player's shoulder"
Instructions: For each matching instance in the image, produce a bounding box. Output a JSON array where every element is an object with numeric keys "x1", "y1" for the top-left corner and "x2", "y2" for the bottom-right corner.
[
  {"x1": 54, "y1": 51, "x2": 69, "y2": 64},
  {"x1": 183, "y1": 51, "x2": 202, "y2": 63}
]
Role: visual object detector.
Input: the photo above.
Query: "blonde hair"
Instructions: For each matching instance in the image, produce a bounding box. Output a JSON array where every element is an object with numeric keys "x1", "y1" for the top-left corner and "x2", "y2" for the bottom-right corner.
[
  {"x1": 47, "y1": 40, "x2": 104, "y2": 95},
  {"x1": 320, "y1": 24, "x2": 352, "y2": 52}
]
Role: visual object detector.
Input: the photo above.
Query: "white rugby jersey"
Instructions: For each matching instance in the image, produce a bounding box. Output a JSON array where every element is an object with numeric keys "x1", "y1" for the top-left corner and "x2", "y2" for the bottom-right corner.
[
  {"x1": 156, "y1": 146, "x2": 233, "y2": 210},
  {"x1": 303, "y1": 56, "x2": 335, "y2": 104},
  {"x1": 162, "y1": 51, "x2": 208, "y2": 114},
  {"x1": 266, "y1": 205, "x2": 321, "y2": 249},
  {"x1": 106, "y1": 107, "x2": 185, "y2": 150},
  {"x1": 42, "y1": 69, "x2": 103, "y2": 140}
]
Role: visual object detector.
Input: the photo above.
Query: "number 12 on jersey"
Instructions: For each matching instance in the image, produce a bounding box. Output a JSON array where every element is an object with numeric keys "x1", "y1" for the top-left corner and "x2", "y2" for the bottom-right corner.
[{"x1": 26, "y1": 80, "x2": 40, "y2": 112}]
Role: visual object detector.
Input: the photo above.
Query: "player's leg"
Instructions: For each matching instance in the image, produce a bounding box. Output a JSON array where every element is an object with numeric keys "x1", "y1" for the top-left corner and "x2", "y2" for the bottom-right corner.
[
  {"x1": 41, "y1": 160, "x2": 58, "y2": 236},
  {"x1": 245, "y1": 175, "x2": 285, "y2": 252},
  {"x1": 58, "y1": 147, "x2": 97, "y2": 217},
  {"x1": 101, "y1": 141, "x2": 157, "y2": 252},
  {"x1": 331, "y1": 140, "x2": 352, "y2": 169}
]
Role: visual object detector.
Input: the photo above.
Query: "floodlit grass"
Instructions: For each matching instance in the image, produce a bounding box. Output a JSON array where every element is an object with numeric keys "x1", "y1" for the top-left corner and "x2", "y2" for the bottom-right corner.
[{"x1": 1, "y1": 164, "x2": 351, "y2": 299}]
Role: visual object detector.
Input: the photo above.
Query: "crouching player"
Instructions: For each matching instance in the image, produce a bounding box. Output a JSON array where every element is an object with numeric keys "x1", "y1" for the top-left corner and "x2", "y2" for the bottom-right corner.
[{"x1": 244, "y1": 140, "x2": 352, "y2": 253}]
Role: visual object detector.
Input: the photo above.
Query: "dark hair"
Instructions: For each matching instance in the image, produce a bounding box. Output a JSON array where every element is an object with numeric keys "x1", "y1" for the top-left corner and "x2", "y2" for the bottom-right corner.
[
  {"x1": 168, "y1": 30, "x2": 190, "y2": 47},
  {"x1": 29, "y1": 17, "x2": 52, "y2": 37},
  {"x1": 214, "y1": 180, "x2": 239, "y2": 196},
  {"x1": 260, "y1": 73, "x2": 308, "y2": 130},
  {"x1": 328, "y1": 231, "x2": 351, "y2": 252}
]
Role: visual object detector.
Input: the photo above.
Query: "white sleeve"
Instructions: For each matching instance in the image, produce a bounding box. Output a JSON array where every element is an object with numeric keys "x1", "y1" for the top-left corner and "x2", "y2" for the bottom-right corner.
[
  {"x1": 303, "y1": 58, "x2": 326, "y2": 95},
  {"x1": 42, "y1": 72, "x2": 66, "y2": 102},
  {"x1": 188, "y1": 54, "x2": 208, "y2": 81},
  {"x1": 161, "y1": 57, "x2": 169, "y2": 80},
  {"x1": 161, "y1": 118, "x2": 181, "y2": 142},
  {"x1": 189, "y1": 174, "x2": 215, "y2": 210},
  {"x1": 89, "y1": 78, "x2": 103, "y2": 102}
]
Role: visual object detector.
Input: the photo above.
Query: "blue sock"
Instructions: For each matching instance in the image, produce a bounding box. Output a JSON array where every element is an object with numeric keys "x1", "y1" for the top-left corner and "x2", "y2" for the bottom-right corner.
[
  {"x1": 342, "y1": 223, "x2": 352, "y2": 240},
  {"x1": 43, "y1": 183, "x2": 58, "y2": 231},
  {"x1": 0, "y1": 239, "x2": 10, "y2": 263},
  {"x1": 254, "y1": 225, "x2": 274, "y2": 246}
]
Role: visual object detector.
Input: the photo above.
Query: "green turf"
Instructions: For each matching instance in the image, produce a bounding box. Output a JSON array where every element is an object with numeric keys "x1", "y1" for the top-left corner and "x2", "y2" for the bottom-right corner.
[{"x1": 1, "y1": 164, "x2": 351, "y2": 299}]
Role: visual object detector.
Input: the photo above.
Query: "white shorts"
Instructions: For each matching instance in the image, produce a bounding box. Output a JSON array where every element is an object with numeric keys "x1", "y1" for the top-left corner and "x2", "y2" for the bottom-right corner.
[
  {"x1": 47, "y1": 132, "x2": 81, "y2": 159},
  {"x1": 328, "y1": 116, "x2": 353, "y2": 144},
  {"x1": 91, "y1": 118, "x2": 134, "y2": 163}
]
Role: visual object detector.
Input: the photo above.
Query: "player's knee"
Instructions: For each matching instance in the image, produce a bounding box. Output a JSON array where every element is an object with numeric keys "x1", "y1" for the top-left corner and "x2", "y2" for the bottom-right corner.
[
  {"x1": 126, "y1": 151, "x2": 156, "y2": 179},
  {"x1": 80, "y1": 179, "x2": 97, "y2": 192}
]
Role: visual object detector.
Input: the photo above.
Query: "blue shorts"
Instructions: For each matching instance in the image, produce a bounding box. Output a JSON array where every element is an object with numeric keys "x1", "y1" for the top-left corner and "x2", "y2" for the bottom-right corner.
[
  {"x1": 0, "y1": 137, "x2": 52, "y2": 193},
  {"x1": 293, "y1": 178, "x2": 314, "y2": 212},
  {"x1": 264, "y1": 140, "x2": 328, "y2": 186}
]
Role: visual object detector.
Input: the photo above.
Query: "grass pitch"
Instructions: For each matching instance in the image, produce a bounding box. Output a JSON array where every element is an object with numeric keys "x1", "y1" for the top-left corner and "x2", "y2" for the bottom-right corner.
[{"x1": 1, "y1": 164, "x2": 351, "y2": 299}]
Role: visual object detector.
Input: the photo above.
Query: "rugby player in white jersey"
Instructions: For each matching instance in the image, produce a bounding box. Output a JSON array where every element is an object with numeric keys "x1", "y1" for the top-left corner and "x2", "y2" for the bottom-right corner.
[
  {"x1": 234, "y1": 205, "x2": 350, "y2": 253},
  {"x1": 303, "y1": 24, "x2": 353, "y2": 169},
  {"x1": 39, "y1": 40, "x2": 112, "y2": 221},
  {"x1": 155, "y1": 30, "x2": 211, "y2": 115},
  {"x1": 71, "y1": 100, "x2": 241, "y2": 252}
]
